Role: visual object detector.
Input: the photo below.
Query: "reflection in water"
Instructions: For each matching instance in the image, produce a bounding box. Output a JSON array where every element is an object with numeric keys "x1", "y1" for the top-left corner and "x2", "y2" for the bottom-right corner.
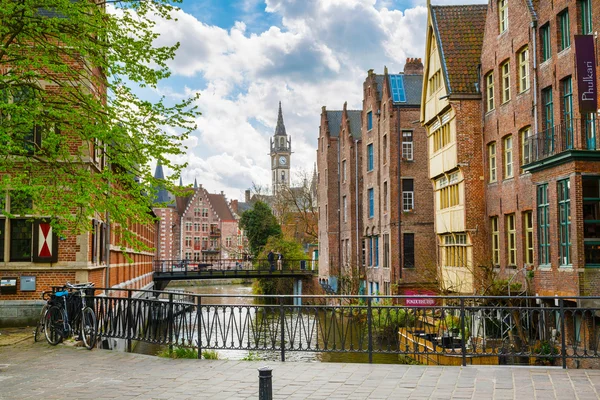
[{"x1": 133, "y1": 283, "x2": 402, "y2": 364}]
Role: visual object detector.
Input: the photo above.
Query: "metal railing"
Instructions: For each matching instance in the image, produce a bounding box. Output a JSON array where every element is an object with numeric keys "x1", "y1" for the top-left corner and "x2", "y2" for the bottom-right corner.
[
  {"x1": 153, "y1": 259, "x2": 318, "y2": 274},
  {"x1": 86, "y1": 290, "x2": 600, "y2": 368},
  {"x1": 523, "y1": 118, "x2": 599, "y2": 165}
]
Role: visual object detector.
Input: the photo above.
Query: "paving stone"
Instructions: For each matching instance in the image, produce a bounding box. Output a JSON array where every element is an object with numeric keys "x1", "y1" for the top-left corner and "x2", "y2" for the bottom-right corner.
[{"x1": 1, "y1": 343, "x2": 600, "y2": 400}]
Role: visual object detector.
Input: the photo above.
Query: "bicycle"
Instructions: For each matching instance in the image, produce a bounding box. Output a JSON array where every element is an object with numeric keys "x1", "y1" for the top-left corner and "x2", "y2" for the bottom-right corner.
[
  {"x1": 44, "y1": 282, "x2": 97, "y2": 350},
  {"x1": 33, "y1": 291, "x2": 52, "y2": 342}
]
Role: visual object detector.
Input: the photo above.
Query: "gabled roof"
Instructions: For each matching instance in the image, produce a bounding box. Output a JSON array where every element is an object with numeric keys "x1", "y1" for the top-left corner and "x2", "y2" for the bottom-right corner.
[
  {"x1": 374, "y1": 75, "x2": 385, "y2": 100},
  {"x1": 208, "y1": 193, "x2": 236, "y2": 221},
  {"x1": 326, "y1": 110, "x2": 343, "y2": 138},
  {"x1": 430, "y1": 4, "x2": 487, "y2": 95},
  {"x1": 346, "y1": 110, "x2": 362, "y2": 139}
]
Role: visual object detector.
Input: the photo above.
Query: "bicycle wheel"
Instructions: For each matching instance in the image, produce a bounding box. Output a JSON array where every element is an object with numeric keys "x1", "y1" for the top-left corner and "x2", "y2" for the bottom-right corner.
[
  {"x1": 80, "y1": 307, "x2": 97, "y2": 350},
  {"x1": 33, "y1": 304, "x2": 49, "y2": 342},
  {"x1": 44, "y1": 306, "x2": 64, "y2": 345}
]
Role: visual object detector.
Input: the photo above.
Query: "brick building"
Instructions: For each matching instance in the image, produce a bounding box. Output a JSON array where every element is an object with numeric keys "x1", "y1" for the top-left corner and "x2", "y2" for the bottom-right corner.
[
  {"x1": 0, "y1": 7, "x2": 158, "y2": 327},
  {"x1": 480, "y1": 0, "x2": 536, "y2": 295},
  {"x1": 515, "y1": 1, "x2": 600, "y2": 303},
  {"x1": 316, "y1": 107, "x2": 343, "y2": 291},
  {"x1": 421, "y1": 4, "x2": 488, "y2": 294},
  {"x1": 476, "y1": 0, "x2": 600, "y2": 306},
  {"x1": 362, "y1": 62, "x2": 437, "y2": 297},
  {"x1": 317, "y1": 59, "x2": 436, "y2": 296},
  {"x1": 153, "y1": 172, "x2": 242, "y2": 266},
  {"x1": 337, "y1": 104, "x2": 363, "y2": 293}
]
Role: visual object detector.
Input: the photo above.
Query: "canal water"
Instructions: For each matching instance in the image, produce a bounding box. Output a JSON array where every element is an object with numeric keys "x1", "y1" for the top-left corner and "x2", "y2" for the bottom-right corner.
[{"x1": 133, "y1": 282, "x2": 403, "y2": 364}]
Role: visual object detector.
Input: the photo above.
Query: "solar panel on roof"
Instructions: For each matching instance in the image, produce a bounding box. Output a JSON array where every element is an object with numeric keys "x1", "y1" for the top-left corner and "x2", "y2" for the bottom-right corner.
[{"x1": 389, "y1": 75, "x2": 406, "y2": 103}]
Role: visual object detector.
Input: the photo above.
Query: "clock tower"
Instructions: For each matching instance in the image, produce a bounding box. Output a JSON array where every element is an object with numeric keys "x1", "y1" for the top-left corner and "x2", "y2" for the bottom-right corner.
[{"x1": 270, "y1": 102, "x2": 291, "y2": 195}]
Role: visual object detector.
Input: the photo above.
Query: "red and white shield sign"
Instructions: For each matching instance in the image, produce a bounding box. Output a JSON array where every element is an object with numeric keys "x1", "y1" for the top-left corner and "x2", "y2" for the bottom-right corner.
[{"x1": 38, "y1": 223, "x2": 53, "y2": 258}]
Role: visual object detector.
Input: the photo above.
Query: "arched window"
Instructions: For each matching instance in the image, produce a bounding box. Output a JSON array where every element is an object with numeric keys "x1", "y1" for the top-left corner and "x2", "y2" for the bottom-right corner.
[
  {"x1": 281, "y1": 171, "x2": 285, "y2": 182},
  {"x1": 280, "y1": 137, "x2": 285, "y2": 148}
]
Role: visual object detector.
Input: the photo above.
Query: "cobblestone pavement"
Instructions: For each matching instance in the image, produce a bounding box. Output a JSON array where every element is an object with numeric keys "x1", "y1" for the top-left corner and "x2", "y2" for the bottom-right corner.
[{"x1": 0, "y1": 343, "x2": 599, "y2": 399}]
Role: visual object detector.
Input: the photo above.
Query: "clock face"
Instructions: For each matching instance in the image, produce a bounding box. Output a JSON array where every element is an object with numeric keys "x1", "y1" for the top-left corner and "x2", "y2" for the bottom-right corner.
[{"x1": 279, "y1": 156, "x2": 286, "y2": 165}]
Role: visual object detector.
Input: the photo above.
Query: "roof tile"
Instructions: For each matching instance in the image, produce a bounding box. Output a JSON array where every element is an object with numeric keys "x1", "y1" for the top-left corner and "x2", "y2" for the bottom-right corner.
[{"x1": 431, "y1": 4, "x2": 487, "y2": 95}]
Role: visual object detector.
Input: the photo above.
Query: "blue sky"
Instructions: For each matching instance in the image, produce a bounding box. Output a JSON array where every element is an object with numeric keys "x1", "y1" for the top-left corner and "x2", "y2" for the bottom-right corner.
[{"x1": 149, "y1": 0, "x2": 487, "y2": 201}]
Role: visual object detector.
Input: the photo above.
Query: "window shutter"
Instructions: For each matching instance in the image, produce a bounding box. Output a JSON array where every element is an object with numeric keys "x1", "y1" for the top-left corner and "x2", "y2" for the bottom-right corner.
[{"x1": 32, "y1": 220, "x2": 59, "y2": 263}]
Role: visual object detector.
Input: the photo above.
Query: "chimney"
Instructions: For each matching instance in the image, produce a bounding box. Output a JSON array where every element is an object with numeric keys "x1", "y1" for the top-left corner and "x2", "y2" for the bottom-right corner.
[
  {"x1": 230, "y1": 199, "x2": 238, "y2": 214},
  {"x1": 404, "y1": 57, "x2": 423, "y2": 75},
  {"x1": 245, "y1": 189, "x2": 250, "y2": 203}
]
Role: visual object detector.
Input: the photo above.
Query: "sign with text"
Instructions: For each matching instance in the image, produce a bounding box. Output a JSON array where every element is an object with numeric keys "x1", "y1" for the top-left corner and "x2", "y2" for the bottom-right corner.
[
  {"x1": 404, "y1": 290, "x2": 437, "y2": 307},
  {"x1": 575, "y1": 35, "x2": 598, "y2": 113}
]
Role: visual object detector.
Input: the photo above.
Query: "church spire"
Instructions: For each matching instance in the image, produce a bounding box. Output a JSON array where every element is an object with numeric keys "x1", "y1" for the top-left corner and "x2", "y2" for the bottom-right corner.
[
  {"x1": 194, "y1": 178, "x2": 198, "y2": 189},
  {"x1": 274, "y1": 101, "x2": 287, "y2": 136},
  {"x1": 154, "y1": 160, "x2": 165, "y2": 180}
]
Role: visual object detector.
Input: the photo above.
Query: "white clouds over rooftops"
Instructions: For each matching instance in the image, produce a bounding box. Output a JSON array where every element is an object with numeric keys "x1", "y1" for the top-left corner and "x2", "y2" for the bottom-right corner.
[{"x1": 147, "y1": 0, "x2": 482, "y2": 201}]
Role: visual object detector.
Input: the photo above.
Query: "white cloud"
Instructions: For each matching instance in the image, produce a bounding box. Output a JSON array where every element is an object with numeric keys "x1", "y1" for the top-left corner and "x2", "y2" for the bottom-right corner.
[{"x1": 150, "y1": 0, "x2": 443, "y2": 200}]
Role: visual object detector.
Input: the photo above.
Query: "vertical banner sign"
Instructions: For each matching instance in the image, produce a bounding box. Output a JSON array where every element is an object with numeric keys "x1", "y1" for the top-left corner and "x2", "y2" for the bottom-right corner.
[{"x1": 575, "y1": 35, "x2": 598, "y2": 113}]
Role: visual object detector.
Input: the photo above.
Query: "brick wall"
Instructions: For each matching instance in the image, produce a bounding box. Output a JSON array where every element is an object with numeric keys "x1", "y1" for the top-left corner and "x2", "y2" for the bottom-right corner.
[{"x1": 316, "y1": 107, "x2": 341, "y2": 280}]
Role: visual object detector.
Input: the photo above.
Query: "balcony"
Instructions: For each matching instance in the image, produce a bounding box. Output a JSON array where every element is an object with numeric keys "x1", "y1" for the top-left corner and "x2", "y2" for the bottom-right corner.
[
  {"x1": 522, "y1": 118, "x2": 600, "y2": 170},
  {"x1": 209, "y1": 227, "x2": 221, "y2": 237},
  {"x1": 202, "y1": 245, "x2": 220, "y2": 253}
]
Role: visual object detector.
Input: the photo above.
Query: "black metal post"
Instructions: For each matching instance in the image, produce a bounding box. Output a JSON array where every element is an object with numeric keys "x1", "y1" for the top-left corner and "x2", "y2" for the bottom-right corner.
[
  {"x1": 279, "y1": 297, "x2": 285, "y2": 362},
  {"x1": 559, "y1": 298, "x2": 567, "y2": 369},
  {"x1": 126, "y1": 291, "x2": 133, "y2": 353},
  {"x1": 258, "y1": 367, "x2": 273, "y2": 400},
  {"x1": 460, "y1": 298, "x2": 467, "y2": 367},
  {"x1": 168, "y1": 292, "x2": 174, "y2": 354},
  {"x1": 197, "y1": 296, "x2": 202, "y2": 359},
  {"x1": 367, "y1": 296, "x2": 373, "y2": 364}
]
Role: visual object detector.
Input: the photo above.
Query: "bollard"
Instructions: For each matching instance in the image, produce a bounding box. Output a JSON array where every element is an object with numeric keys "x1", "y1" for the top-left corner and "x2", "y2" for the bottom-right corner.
[{"x1": 258, "y1": 366, "x2": 273, "y2": 400}]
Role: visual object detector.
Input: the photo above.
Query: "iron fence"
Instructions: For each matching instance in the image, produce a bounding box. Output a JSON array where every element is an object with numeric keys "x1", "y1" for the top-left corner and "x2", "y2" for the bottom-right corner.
[{"x1": 87, "y1": 289, "x2": 600, "y2": 368}]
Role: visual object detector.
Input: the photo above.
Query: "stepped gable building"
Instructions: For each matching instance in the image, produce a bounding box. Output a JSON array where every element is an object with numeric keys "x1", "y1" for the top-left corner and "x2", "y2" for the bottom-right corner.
[
  {"x1": 317, "y1": 107, "x2": 343, "y2": 291},
  {"x1": 316, "y1": 59, "x2": 436, "y2": 296},
  {"x1": 338, "y1": 104, "x2": 363, "y2": 293},
  {"x1": 362, "y1": 60, "x2": 436, "y2": 297},
  {"x1": 421, "y1": 4, "x2": 488, "y2": 294},
  {"x1": 152, "y1": 174, "x2": 243, "y2": 264}
]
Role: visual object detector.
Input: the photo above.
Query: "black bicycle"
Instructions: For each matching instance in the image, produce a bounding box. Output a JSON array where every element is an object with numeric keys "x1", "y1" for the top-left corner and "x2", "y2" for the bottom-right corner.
[
  {"x1": 44, "y1": 282, "x2": 97, "y2": 350},
  {"x1": 33, "y1": 291, "x2": 52, "y2": 342}
]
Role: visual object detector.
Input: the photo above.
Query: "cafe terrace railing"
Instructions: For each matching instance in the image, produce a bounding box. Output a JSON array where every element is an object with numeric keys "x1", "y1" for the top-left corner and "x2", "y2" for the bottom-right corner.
[
  {"x1": 523, "y1": 118, "x2": 600, "y2": 165},
  {"x1": 87, "y1": 289, "x2": 600, "y2": 369}
]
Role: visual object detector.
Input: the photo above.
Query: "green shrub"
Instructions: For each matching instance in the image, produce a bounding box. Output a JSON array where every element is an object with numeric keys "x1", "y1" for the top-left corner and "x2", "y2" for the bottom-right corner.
[
  {"x1": 398, "y1": 355, "x2": 421, "y2": 365},
  {"x1": 241, "y1": 351, "x2": 263, "y2": 361},
  {"x1": 157, "y1": 346, "x2": 198, "y2": 359},
  {"x1": 202, "y1": 350, "x2": 220, "y2": 360},
  {"x1": 532, "y1": 340, "x2": 558, "y2": 365}
]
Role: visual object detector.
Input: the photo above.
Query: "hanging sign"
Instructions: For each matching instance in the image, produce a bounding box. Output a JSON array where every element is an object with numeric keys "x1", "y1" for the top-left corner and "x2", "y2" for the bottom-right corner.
[{"x1": 575, "y1": 35, "x2": 598, "y2": 113}]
